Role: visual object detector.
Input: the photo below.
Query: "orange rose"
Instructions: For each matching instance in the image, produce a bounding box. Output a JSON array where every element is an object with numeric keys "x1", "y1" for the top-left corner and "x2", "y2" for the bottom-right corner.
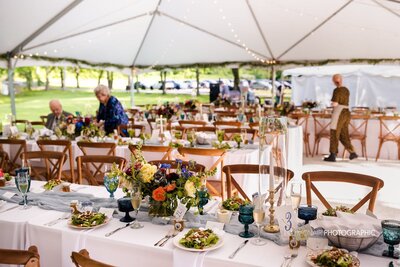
[
  {"x1": 164, "y1": 183, "x2": 176, "y2": 192},
  {"x1": 152, "y1": 186, "x2": 166, "y2": 202}
]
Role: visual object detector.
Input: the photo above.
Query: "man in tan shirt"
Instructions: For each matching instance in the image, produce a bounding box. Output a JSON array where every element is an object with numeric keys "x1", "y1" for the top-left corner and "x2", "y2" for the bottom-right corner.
[{"x1": 324, "y1": 74, "x2": 358, "y2": 162}]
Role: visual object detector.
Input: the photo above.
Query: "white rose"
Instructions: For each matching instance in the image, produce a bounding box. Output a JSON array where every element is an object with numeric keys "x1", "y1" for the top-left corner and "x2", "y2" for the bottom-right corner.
[
  {"x1": 184, "y1": 180, "x2": 196, "y2": 198},
  {"x1": 67, "y1": 124, "x2": 76, "y2": 135}
]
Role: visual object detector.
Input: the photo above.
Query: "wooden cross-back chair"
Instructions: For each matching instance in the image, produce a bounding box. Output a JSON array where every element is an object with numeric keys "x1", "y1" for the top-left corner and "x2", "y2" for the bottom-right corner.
[
  {"x1": 0, "y1": 139, "x2": 27, "y2": 174},
  {"x1": 40, "y1": 115, "x2": 48, "y2": 123},
  {"x1": 177, "y1": 147, "x2": 226, "y2": 199},
  {"x1": 178, "y1": 120, "x2": 207, "y2": 128},
  {"x1": 13, "y1": 119, "x2": 29, "y2": 132},
  {"x1": 77, "y1": 141, "x2": 116, "y2": 156},
  {"x1": 0, "y1": 151, "x2": 8, "y2": 170},
  {"x1": 117, "y1": 124, "x2": 145, "y2": 137},
  {"x1": 71, "y1": 249, "x2": 115, "y2": 267},
  {"x1": 148, "y1": 160, "x2": 205, "y2": 174},
  {"x1": 213, "y1": 121, "x2": 241, "y2": 129},
  {"x1": 302, "y1": 171, "x2": 384, "y2": 213},
  {"x1": 128, "y1": 144, "x2": 172, "y2": 161},
  {"x1": 29, "y1": 121, "x2": 45, "y2": 128},
  {"x1": 186, "y1": 126, "x2": 216, "y2": 134},
  {"x1": 344, "y1": 114, "x2": 370, "y2": 160},
  {"x1": 222, "y1": 164, "x2": 294, "y2": 201},
  {"x1": 0, "y1": 245, "x2": 40, "y2": 267},
  {"x1": 37, "y1": 139, "x2": 75, "y2": 183},
  {"x1": 376, "y1": 116, "x2": 400, "y2": 161},
  {"x1": 147, "y1": 118, "x2": 156, "y2": 133},
  {"x1": 22, "y1": 151, "x2": 65, "y2": 181},
  {"x1": 76, "y1": 155, "x2": 126, "y2": 185},
  {"x1": 223, "y1": 128, "x2": 258, "y2": 142},
  {"x1": 288, "y1": 113, "x2": 311, "y2": 157},
  {"x1": 312, "y1": 113, "x2": 331, "y2": 156}
]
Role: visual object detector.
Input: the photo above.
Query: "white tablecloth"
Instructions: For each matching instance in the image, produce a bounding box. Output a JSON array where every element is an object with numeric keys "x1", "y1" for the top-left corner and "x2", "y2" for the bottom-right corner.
[{"x1": 0, "y1": 181, "x2": 390, "y2": 267}]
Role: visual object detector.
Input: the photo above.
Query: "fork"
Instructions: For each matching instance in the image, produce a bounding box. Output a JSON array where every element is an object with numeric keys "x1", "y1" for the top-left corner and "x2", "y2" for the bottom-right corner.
[
  {"x1": 44, "y1": 213, "x2": 70, "y2": 226},
  {"x1": 154, "y1": 230, "x2": 173, "y2": 246},
  {"x1": 281, "y1": 254, "x2": 297, "y2": 267},
  {"x1": 159, "y1": 231, "x2": 178, "y2": 247}
]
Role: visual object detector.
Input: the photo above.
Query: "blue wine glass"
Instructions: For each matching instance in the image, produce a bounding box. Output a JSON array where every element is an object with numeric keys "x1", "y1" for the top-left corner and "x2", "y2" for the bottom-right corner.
[
  {"x1": 238, "y1": 204, "x2": 255, "y2": 238},
  {"x1": 104, "y1": 174, "x2": 119, "y2": 198},
  {"x1": 298, "y1": 205, "x2": 318, "y2": 224},
  {"x1": 382, "y1": 220, "x2": 400, "y2": 259}
]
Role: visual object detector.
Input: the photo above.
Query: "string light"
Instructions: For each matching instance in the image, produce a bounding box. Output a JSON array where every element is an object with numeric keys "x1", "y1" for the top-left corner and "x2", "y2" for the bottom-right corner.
[{"x1": 213, "y1": 0, "x2": 275, "y2": 65}]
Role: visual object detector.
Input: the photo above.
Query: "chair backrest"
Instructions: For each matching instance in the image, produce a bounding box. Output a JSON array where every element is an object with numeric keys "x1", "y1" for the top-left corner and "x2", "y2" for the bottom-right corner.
[
  {"x1": 302, "y1": 171, "x2": 384, "y2": 213},
  {"x1": 77, "y1": 141, "x2": 116, "y2": 156},
  {"x1": 0, "y1": 139, "x2": 27, "y2": 173},
  {"x1": 312, "y1": 113, "x2": 331, "y2": 137},
  {"x1": 147, "y1": 119, "x2": 156, "y2": 133},
  {"x1": 288, "y1": 113, "x2": 310, "y2": 136},
  {"x1": 76, "y1": 155, "x2": 126, "y2": 185},
  {"x1": 40, "y1": 115, "x2": 47, "y2": 123},
  {"x1": 0, "y1": 150, "x2": 8, "y2": 170},
  {"x1": 128, "y1": 144, "x2": 172, "y2": 161},
  {"x1": 349, "y1": 114, "x2": 370, "y2": 138},
  {"x1": 22, "y1": 151, "x2": 65, "y2": 181},
  {"x1": 178, "y1": 120, "x2": 207, "y2": 128},
  {"x1": 178, "y1": 147, "x2": 226, "y2": 197},
  {"x1": 186, "y1": 126, "x2": 217, "y2": 134},
  {"x1": 71, "y1": 249, "x2": 114, "y2": 267},
  {"x1": 223, "y1": 128, "x2": 258, "y2": 142},
  {"x1": 222, "y1": 164, "x2": 294, "y2": 200},
  {"x1": 378, "y1": 116, "x2": 400, "y2": 141},
  {"x1": 0, "y1": 245, "x2": 40, "y2": 267},
  {"x1": 148, "y1": 160, "x2": 206, "y2": 173},
  {"x1": 14, "y1": 120, "x2": 29, "y2": 132},
  {"x1": 117, "y1": 124, "x2": 145, "y2": 137},
  {"x1": 213, "y1": 121, "x2": 241, "y2": 129},
  {"x1": 37, "y1": 139, "x2": 75, "y2": 182}
]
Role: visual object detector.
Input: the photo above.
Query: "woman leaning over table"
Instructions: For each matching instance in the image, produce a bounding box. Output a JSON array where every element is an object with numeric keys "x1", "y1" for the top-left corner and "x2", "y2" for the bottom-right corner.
[{"x1": 94, "y1": 84, "x2": 128, "y2": 135}]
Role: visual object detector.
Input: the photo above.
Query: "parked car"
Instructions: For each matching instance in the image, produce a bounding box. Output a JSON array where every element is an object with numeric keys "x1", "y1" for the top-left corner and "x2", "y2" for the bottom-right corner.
[{"x1": 250, "y1": 80, "x2": 272, "y2": 90}]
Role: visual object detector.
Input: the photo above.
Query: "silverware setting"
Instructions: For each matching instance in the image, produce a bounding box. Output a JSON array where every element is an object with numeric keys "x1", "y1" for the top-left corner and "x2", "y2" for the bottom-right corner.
[
  {"x1": 44, "y1": 213, "x2": 70, "y2": 226},
  {"x1": 159, "y1": 231, "x2": 178, "y2": 247},
  {"x1": 281, "y1": 253, "x2": 297, "y2": 267},
  {"x1": 105, "y1": 221, "x2": 135, "y2": 237},
  {"x1": 154, "y1": 229, "x2": 174, "y2": 246},
  {"x1": 229, "y1": 240, "x2": 248, "y2": 259},
  {"x1": 0, "y1": 205, "x2": 19, "y2": 214}
]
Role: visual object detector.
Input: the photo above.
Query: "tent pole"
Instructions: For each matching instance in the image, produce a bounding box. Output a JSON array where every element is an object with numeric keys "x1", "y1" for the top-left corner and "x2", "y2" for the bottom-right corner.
[
  {"x1": 196, "y1": 67, "x2": 200, "y2": 97},
  {"x1": 130, "y1": 68, "x2": 136, "y2": 108},
  {"x1": 271, "y1": 65, "x2": 276, "y2": 107},
  {"x1": 7, "y1": 56, "x2": 16, "y2": 117}
]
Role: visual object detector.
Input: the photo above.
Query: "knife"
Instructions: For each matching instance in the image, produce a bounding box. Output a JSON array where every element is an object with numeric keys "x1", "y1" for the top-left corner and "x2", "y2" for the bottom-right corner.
[
  {"x1": 229, "y1": 240, "x2": 248, "y2": 259},
  {"x1": 105, "y1": 221, "x2": 134, "y2": 237},
  {"x1": 0, "y1": 205, "x2": 19, "y2": 214}
]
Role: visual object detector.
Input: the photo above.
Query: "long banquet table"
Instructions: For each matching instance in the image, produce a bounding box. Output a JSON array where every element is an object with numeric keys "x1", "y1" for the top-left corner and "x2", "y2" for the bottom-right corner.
[{"x1": 0, "y1": 180, "x2": 391, "y2": 267}]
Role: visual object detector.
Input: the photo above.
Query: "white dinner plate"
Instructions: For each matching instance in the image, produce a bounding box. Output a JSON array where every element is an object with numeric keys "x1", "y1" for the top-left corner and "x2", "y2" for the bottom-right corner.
[
  {"x1": 173, "y1": 230, "x2": 224, "y2": 252},
  {"x1": 67, "y1": 216, "x2": 110, "y2": 230},
  {"x1": 305, "y1": 249, "x2": 360, "y2": 267}
]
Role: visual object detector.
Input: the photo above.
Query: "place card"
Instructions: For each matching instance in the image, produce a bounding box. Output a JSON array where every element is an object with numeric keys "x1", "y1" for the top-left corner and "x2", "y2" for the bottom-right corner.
[
  {"x1": 173, "y1": 199, "x2": 187, "y2": 220},
  {"x1": 205, "y1": 221, "x2": 225, "y2": 230},
  {"x1": 2, "y1": 191, "x2": 16, "y2": 200},
  {"x1": 98, "y1": 207, "x2": 115, "y2": 219},
  {"x1": 276, "y1": 205, "x2": 296, "y2": 239},
  {"x1": 307, "y1": 237, "x2": 329, "y2": 250}
]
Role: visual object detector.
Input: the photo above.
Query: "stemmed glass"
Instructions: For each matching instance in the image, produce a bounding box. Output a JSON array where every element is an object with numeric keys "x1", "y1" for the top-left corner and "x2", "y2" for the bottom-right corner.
[
  {"x1": 98, "y1": 129, "x2": 106, "y2": 142},
  {"x1": 382, "y1": 220, "x2": 400, "y2": 258},
  {"x1": 16, "y1": 172, "x2": 30, "y2": 209},
  {"x1": 187, "y1": 130, "x2": 196, "y2": 147},
  {"x1": 216, "y1": 129, "x2": 225, "y2": 143},
  {"x1": 104, "y1": 174, "x2": 119, "y2": 198},
  {"x1": 251, "y1": 207, "x2": 267, "y2": 245},
  {"x1": 130, "y1": 185, "x2": 144, "y2": 229},
  {"x1": 127, "y1": 129, "x2": 135, "y2": 140},
  {"x1": 238, "y1": 204, "x2": 255, "y2": 238},
  {"x1": 241, "y1": 128, "x2": 248, "y2": 146},
  {"x1": 290, "y1": 181, "x2": 302, "y2": 214}
]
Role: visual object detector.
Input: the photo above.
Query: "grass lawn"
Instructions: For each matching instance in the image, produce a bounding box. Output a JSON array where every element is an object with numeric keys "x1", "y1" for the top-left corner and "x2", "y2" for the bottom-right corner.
[{"x1": 0, "y1": 89, "x2": 208, "y2": 121}]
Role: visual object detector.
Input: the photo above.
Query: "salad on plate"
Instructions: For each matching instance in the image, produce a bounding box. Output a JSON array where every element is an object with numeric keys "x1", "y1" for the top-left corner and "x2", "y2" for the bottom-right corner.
[
  {"x1": 307, "y1": 247, "x2": 360, "y2": 267},
  {"x1": 179, "y1": 229, "x2": 220, "y2": 250},
  {"x1": 221, "y1": 196, "x2": 249, "y2": 211},
  {"x1": 69, "y1": 212, "x2": 108, "y2": 228}
]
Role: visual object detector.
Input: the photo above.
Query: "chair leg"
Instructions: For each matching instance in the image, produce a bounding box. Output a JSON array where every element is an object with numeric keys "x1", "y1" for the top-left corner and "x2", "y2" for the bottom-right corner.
[
  {"x1": 312, "y1": 137, "x2": 318, "y2": 157},
  {"x1": 375, "y1": 140, "x2": 383, "y2": 161}
]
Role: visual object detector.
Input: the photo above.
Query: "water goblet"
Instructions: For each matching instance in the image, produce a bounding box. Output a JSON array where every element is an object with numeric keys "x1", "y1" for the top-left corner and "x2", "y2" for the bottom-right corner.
[
  {"x1": 238, "y1": 204, "x2": 255, "y2": 238},
  {"x1": 98, "y1": 129, "x2": 106, "y2": 142},
  {"x1": 15, "y1": 172, "x2": 30, "y2": 209},
  {"x1": 104, "y1": 174, "x2": 119, "y2": 198},
  {"x1": 197, "y1": 187, "x2": 209, "y2": 215},
  {"x1": 127, "y1": 128, "x2": 135, "y2": 139},
  {"x1": 298, "y1": 205, "x2": 317, "y2": 224},
  {"x1": 130, "y1": 185, "x2": 144, "y2": 229},
  {"x1": 382, "y1": 220, "x2": 400, "y2": 259},
  {"x1": 251, "y1": 207, "x2": 267, "y2": 245},
  {"x1": 117, "y1": 197, "x2": 134, "y2": 222}
]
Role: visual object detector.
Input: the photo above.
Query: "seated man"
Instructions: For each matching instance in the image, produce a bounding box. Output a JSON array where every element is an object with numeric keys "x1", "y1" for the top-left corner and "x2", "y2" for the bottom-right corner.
[{"x1": 45, "y1": 99, "x2": 72, "y2": 131}]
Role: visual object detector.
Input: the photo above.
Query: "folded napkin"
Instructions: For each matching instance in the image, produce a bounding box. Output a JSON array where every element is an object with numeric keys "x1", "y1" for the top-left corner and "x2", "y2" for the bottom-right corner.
[
  {"x1": 173, "y1": 248, "x2": 207, "y2": 267},
  {"x1": 195, "y1": 132, "x2": 216, "y2": 145},
  {"x1": 310, "y1": 211, "x2": 381, "y2": 237}
]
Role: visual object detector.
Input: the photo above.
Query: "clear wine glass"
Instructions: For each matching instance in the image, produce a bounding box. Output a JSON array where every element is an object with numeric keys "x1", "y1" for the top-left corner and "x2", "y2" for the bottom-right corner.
[
  {"x1": 16, "y1": 172, "x2": 30, "y2": 209},
  {"x1": 251, "y1": 207, "x2": 267, "y2": 246},
  {"x1": 290, "y1": 181, "x2": 302, "y2": 214},
  {"x1": 130, "y1": 185, "x2": 144, "y2": 229}
]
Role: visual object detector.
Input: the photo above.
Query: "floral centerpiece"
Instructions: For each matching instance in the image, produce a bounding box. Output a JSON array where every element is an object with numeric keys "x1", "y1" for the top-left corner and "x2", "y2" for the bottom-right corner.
[
  {"x1": 184, "y1": 99, "x2": 200, "y2": 110},
  {"x1": 213, "y1": 96, "x2": 233, "y2": 108},
  {"x1": 302, "y1": 100, "x2": 318, "y2": 110},
  {"x1": 157, "y1": 102, "x2": 177, "y2": 120},
  {"x1": 57, "y1": 115, "x2": 100, "y2": 140},
  {"x1": 120, "y1": 148, "x2": 214, "y2": 217},
  {"x1": 275, "y1": 102, "x2": 295, "y2": 116}
]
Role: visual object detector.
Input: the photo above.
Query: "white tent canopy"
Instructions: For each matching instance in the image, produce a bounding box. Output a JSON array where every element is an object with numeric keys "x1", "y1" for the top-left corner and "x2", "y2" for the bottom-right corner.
[
  {"x1": 285, "y1": 65, "x2": 400, "y2": 108},
  {"x1": 2, "y1": 0, "x2": 400, "y2": 68}
]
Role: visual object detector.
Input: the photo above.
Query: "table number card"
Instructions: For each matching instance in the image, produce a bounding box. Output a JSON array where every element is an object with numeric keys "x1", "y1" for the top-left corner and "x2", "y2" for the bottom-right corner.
[
  {"x1": 2, "y1": 191, "x2": 16, "y2": 200},
  {"x1": 173, "y1": 199, "x2": 187, "y2": 220},
  {"x1": 276, "y1": 205, "x2": 296, "y2": 239}
]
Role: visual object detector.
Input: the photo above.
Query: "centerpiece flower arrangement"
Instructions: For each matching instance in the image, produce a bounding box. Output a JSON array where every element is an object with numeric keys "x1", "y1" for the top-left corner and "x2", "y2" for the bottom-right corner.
[
  {"x1": 157, "y1": 102, "x2": 177, "y2": 120},
  {"x1": 119, "y1": 148, "x2": 215, "y2": 217},
  {"x1": 302, "y1": 100, "x2": 318, "y2": 110},
  {"x1": 184, "y1": 99, "x2": 200, "y2": 110},
  {"x1": 57, "y1": 115, "x2": 100, "y2": 140},
  {"x1": 275, "y1": 102, "x2": 295, "y2": 116}
]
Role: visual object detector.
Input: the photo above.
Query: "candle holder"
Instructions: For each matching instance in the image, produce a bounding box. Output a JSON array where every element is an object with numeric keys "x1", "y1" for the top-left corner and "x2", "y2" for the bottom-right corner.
[{"x1": 263, "y1": 189, "x2": 280, "y2": 233}]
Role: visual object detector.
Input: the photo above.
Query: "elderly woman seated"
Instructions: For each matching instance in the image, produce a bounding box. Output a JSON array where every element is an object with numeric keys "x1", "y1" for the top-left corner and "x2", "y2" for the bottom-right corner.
[{"x1": 94, "y1": 84, "x2": 128, "y2": 135}]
